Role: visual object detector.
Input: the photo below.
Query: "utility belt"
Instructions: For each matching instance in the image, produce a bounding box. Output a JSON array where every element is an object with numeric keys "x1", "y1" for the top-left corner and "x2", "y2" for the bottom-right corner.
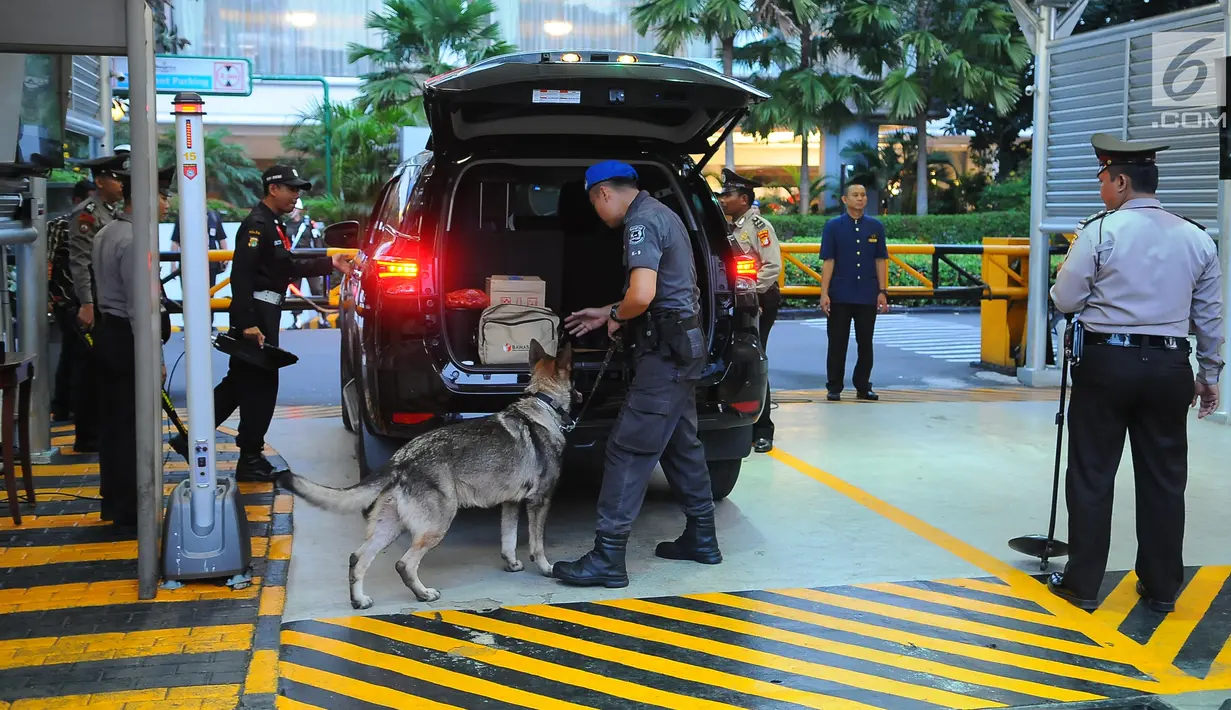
[
  {"x1": 1087, "y1": 332, "x2": 1190, "y2": 352},
  {"x1": 626, "y1": 310, "x2": 705, "y2": 366},
  {"x1": 253, "y1": 289, "x2": 284, "y2": 306}
]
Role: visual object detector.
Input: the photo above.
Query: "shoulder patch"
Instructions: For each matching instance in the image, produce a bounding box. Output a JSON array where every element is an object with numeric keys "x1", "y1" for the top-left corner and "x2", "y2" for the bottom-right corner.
[
  {"x1": 627, "y1": 224, "x2": 645, "y2": 245},
  {"x1": 1078, "y1": 209, "x2": 1113, "y2": 228},
  {"x1": 758, "y1": 229, "x2": 771, "y2": 247}
]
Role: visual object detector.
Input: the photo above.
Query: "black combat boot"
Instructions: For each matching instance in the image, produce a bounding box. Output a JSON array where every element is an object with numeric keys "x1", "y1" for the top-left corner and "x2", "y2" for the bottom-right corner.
[
  {"x1": 655, "y1": 513, "x2": 722, "y2": 564},
  {"x1": 553, "y1": 532, "x2": 629, "y2": 588},
  {"x1": 235, "y1": 451, "x2": 288, "y2": 483}
]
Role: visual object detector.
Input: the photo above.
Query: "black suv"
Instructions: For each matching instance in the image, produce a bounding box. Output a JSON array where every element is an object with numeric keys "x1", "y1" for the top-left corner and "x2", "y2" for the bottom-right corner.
[{"x1": 324, "y1": 50, "x2": 769, "y2": 500}]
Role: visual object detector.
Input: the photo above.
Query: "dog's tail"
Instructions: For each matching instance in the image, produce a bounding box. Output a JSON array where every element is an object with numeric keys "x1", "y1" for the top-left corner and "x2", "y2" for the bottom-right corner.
[{"x1": 278, "y1": 471, "x2": 386, "y2": 514}]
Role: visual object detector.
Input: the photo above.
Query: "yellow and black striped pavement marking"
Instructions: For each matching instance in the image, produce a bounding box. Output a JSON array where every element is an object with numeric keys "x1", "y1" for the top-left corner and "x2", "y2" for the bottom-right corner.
[
  {"x1": 0, "y1": 422, "x2": 296, "y2": 709},
  {"x1": 278, "y1": 445, "x2": 1231, "y2": 709}
]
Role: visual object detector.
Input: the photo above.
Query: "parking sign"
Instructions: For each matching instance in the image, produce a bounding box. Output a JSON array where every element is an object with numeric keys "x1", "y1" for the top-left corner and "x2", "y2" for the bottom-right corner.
[{"x1": 1151, "y1": 31, "x2": 1225, "y2": 111}]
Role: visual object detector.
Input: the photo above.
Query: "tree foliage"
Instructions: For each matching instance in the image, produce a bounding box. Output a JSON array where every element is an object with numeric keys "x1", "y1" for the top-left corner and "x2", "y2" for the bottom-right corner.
[
  {"x1": 156, "y1": 127, "x2": 262, "y2": 207},
  {"x1": 348, "y1": 0, "x2": 516, "y2": 112}
]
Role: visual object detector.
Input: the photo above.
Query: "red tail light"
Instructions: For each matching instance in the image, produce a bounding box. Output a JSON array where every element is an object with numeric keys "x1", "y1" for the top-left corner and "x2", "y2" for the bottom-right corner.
[
  {"x1": 370, "y1": 236, "x2": 429, "y2": 297},
  {"x1": 392, "y1": 412, "x2": 433, "y2": 425},
  {"x1": 731, "y1": 400, "x2": 761, "y2": 414},
  {"x1": 734, "y1": 255, "x2": 757, "y2": 277},
  {"x1": 376, "y1": 257, "x2": 419, "y2": 279}
]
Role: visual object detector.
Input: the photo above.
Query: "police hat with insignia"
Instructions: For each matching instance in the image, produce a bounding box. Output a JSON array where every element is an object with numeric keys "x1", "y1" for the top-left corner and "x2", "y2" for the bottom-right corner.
[
  {"x1": 71, "y1": 153, "x2": 130, "y2": 180},
  {"x1": 262, "y1": 164, "x2": 312, "y2": 191},
  {"x1": 717, "y1": 168, "x2": 761, "y2": 199},
  {"x1": 1091, "y1": 133, "x2": 1169, "y2": 177},
  {"x1": 111, "y1": 163, "x2": 176, "y2": 196},
  {"x1": 584, "y1": 160, "x2": 638, "y2": 191}
]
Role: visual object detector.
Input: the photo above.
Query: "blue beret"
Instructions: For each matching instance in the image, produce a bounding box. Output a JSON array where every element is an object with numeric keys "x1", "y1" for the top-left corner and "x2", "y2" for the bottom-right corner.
[{"x1": 585, "y1": 160, "x2": 638, "y2": 191}]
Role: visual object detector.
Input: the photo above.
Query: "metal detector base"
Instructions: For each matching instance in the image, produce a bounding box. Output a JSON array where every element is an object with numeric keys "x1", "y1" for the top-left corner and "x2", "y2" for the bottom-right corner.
[
  {"x1": 1008, "y1": 535, "x2": 1069, "y2": 560},
  {"x1": 161, "y1": 477, "x2": 252, "y2": 581}
]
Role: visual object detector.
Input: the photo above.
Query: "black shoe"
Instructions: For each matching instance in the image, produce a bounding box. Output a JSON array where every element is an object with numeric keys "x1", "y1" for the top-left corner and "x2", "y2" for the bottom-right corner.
[
  {"x1": 73, "y1": 439, "x2": 98, "y2": 453},
  {"x1": 826, "y1": 391, "x2": 841, "y2": 402},
  {"x1": 1047, "y1": 572, "x2": 1099, "y2": 610},
  {"x1": 856, "y1": 389, "x2": 879, "y2": 401},
  {"x1": 753, "y1": 437, "x2": 773, "y2": 453},
  {"x1": 655, "y1": 513, "x2": 722, "y2": 565},
  {"x1": 235, "y1": 452, "x2": 288, "y2": 483},
  {"x1": 168, "y1": 433, "x2": 190, "y2": 463},
  {"x1": 1136, "y1": 580, "x2": 1176, "y2": 613},
  {"x1": 553, "y1": 532, "x2": 629, "y2": 588},
  {"x1": 51, "y1": 410, "x2": 72, "y2": 423}
]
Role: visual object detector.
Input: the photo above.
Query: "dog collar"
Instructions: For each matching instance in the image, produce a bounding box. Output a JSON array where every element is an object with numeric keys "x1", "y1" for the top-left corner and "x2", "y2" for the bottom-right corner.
[{"x1": 531, "y1": 392, "x2": 575, "y2": 432}]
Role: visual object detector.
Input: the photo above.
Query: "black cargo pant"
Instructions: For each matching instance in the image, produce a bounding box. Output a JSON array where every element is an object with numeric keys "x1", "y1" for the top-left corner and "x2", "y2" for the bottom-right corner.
[
  {"x1": 755, "y1": 285, "x2": 781, "y2": 440},
  {"x1": 596, "y1": 349, "x2": 714, "y2": 536},
  {"x1": 51, "y1": 307, "x2": 79, "y2": 419},
  {"x1": 72, "y1": 307, "x2": 100, "y2": 447},
  {"x1": 1062, "y1": 340, "x2": 1195, "y2": 602},
  {"x1": 826, "y1": 302, "x2": 877, "y2": 393},
  {"x1": 213, "y1": 300, "x2": 281, "y2": 454},
  {"x1": 94, "y1": 313, "x2": 137, "y2": 524}
]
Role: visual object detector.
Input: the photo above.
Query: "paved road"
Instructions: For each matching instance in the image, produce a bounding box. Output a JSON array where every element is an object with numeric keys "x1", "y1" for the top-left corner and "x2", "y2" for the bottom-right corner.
[{"x1": 161, "y1": 311, "x2": 1021, "y2": 408}]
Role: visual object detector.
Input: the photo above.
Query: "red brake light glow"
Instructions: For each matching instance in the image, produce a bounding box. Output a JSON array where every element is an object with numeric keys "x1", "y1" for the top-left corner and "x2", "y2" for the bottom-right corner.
[
  {"x1": 731, "y1": 400, "x2": 761, "y2": 414},
  {"x1": 376, "y1": 258, "x2": 419, "y2": 279},
  {"x1": 734, "y1": 256, "x2": 756, "y2": 277}
]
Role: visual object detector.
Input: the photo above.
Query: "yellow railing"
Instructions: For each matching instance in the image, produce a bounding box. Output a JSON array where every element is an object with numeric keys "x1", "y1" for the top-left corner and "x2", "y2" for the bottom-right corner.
[{"x1": 162, "y1": 248, "x2": 359, "y2": 312}]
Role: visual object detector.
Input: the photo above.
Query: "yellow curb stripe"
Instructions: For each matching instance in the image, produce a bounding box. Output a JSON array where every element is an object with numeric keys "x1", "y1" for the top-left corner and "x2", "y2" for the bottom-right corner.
[
  {"x1": 1145, "y1": 566, "x2": 1231, "y2": 664},
  {"x1": 244, "y1": 648, "x2": 280, "y2": 695},
  {"x1": 935, "y1": 578, "x2": 1022, "y2": 599},
  {"x1": 276, "y1": 696, "x2": 326, "y2": 710},
  {"x1": 284, "y1": 630, "x2": 594, "y2": 709},
  {"x1": 767, "y1": 447, "x2": 1199, "y2": 690},
  {"x1": 856, "y1": 581, "x2": 1072, "y2": 629},
  {"x1": 519, "y1": 603, "x2": 1004, "y2": 708},
  {"x1": 436, "y1": 609, "x2": 885, "y2": 710},
  {"x1": 281, "y1": 661, "x2": 464, "y2": 709},
  {"x1": 2, "y1": 684, "x2": 240, "y2": 709},
  {"x1": 687, "y1": 592, "x2": 1165, "y2": 693},
  {"x1": 31, "y1": 460, "x2": 240, "y2": 477},
  {"x1": 598, "y1": 598, "x2": 1101, "y2": 704},
  {"x1": 258, "y1": 586, "x2": 286, "y2": 617},
  {"x1": 328, "y1": 616, "x2": 743, "y2": 710},
  {"x1": 0, "y1": 536, "x2": 270, "y2": 568},
  {"x1": 0, "y1": 578, "x2": 261, "y2": 615},
  {"x1": 0, "y1": 624, "x2": 252, "y2": 671}
]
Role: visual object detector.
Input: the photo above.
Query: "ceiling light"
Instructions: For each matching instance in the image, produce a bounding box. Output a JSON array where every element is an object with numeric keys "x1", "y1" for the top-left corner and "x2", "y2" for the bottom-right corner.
[
  {"x1": 287, "y1": 11, "x2": 317, "y2": 28},
  {"x1": 617, "y1": 54, "x2": 637, "y2": 63},
  {"x1": 561, "y1": 52, "x2": 582, "y2": 63},
  {"x1": 543, "y1": 20, "x2": 572, "y2": 36}
]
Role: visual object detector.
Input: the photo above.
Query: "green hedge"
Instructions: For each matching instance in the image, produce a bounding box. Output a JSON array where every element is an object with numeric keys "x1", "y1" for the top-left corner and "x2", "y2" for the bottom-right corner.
[{"x1": 764, "y1": 211, "x2": 1030, "y2": 244}]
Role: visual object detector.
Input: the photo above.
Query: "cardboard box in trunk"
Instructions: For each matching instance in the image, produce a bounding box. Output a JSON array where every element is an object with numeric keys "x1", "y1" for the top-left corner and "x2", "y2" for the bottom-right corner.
[{"x1": 486, "y1": 275, "x2": 546, "y2": 307}]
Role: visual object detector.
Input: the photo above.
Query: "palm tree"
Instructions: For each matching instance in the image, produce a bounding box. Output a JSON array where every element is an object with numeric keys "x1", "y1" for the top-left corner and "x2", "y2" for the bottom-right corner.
[
  {"x1": 738, "y1": 0, "x2": 886, "y2": 215},
  {"x1": 864, "y1": 0, "x2": 1029, "y2": 215},
  {"x1": 155, "y1": 127, "x2": 262, "y2": 207},
  {"x1": 631, "y1": 0, "x2": 756, "y2": 170},
  {"x1": 347, "y1": 0, "x2": 516, "y2": 112}
]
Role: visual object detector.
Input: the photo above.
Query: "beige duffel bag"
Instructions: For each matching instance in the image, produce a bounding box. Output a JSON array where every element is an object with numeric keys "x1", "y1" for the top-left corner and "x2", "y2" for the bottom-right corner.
[{"x1": 477, "y1": 303, "x2": 560, "y2": 365}]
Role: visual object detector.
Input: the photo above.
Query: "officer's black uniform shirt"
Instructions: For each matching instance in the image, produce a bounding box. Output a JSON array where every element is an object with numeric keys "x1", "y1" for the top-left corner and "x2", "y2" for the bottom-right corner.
[
  {"x1": 623, "y1": 191, "x2": 701, "y2": 318},
  {"x1": 229, "y1": 201, "x2": 333, "y2": 330}
]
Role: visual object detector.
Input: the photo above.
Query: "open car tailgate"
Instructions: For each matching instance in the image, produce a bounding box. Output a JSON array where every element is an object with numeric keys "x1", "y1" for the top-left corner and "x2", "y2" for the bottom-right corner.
[{"x1": 423, "y1": 50, "x2": 769, "y2": 156}]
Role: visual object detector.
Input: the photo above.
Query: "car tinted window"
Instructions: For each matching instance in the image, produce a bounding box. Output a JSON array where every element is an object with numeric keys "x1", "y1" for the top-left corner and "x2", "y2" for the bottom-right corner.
[{"x1": 369, "y1": 175, "x2": 403, "y2": 248}]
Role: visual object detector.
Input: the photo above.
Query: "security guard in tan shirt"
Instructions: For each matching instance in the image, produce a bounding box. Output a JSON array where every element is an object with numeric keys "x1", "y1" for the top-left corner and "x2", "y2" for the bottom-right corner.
[
  {"x1": 717, "y1": 169, "x2": 781, "y2": 453},
  {"x1": 1046, "y1": 134, "x2": 1223, "y2": 614}
]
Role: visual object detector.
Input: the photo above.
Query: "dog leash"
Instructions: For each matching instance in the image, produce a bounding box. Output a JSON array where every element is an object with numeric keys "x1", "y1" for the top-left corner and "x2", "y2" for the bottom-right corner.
[{"x1": 562, "y1": 334, "x2": 621, "y2": 434}]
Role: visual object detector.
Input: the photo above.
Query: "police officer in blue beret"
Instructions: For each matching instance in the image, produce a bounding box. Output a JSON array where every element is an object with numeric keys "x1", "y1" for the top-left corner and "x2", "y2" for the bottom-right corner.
[{"x1": 556, "y1": 160, "x2": 719, "y2": 588}]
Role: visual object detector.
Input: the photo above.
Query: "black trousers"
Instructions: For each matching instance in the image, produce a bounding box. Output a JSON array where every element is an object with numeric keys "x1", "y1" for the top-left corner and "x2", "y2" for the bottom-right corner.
[
  {"x1": 213, "y1": 301, "x2": 281, "y2": 454},
  {"x1": 1062, "y1": 342, "x2": 1195, "y2": 601},
  {"x1": 51, "y1": 307, "x2": 78, "y2": 418},
  {"x1": 826, "y1": 302, "x2": 877, "y2": 393},
  {"x1": 71, "y1": 307, "x2": 100, "y2": 445},
  {"x1": 596, "y1": 351, "x2": 714, "y2": 536},
  {"x1": 755, "y1": 286, "x2": 781, "y2": 440},
  {"x1": 94, "y1": 314, "x2": 137, "y2": 524}
]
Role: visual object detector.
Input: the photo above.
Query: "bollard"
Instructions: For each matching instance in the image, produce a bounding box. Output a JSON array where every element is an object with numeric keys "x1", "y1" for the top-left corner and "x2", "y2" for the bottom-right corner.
[
  {"x1": 161, "y1": 92, "x2": 251, "y2": 585},
  {"x1": 979, "y1": 237, "x2": 1030, "y2": 370}
]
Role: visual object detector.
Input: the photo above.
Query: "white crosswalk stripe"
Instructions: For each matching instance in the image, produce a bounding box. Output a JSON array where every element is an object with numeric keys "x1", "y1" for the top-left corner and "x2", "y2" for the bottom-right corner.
[{"x1": 799, "y1": 314, "x2": 983, "y2": 363}]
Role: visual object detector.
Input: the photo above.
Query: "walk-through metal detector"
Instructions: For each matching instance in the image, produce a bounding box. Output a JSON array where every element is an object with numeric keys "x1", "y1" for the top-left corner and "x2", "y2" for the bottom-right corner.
[{"x1": 160, "y1": 92, "x2": 251, "y2": 586}]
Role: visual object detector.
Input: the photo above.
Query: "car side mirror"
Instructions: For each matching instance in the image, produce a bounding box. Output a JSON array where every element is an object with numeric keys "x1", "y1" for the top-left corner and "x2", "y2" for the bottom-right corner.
[{"x1": 323, "y1": 220, "x2": 360, "y2": 250}]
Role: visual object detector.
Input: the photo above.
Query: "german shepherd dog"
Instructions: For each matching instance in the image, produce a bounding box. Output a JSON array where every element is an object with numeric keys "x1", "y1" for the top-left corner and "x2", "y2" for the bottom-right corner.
[{"x1": 280, "y1": 339, "x2": 577, "y2": 607}]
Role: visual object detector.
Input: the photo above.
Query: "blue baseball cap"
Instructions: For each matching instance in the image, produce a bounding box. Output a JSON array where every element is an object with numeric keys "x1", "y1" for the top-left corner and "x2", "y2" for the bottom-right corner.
[{"x1": 584, "y1": 160, "x2": 638, "y2": 191}]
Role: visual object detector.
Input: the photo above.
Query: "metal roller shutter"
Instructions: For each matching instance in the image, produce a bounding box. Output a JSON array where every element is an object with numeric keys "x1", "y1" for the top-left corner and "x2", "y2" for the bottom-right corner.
[{"x1": 66, "y1": 55, "x2": 104, "y2": 139}]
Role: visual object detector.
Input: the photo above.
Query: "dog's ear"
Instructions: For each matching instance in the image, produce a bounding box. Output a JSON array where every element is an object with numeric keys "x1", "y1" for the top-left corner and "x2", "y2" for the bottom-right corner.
[
  {"x1": 528, "y1": 339, "x2": 547, "y2": 367},
  {"x1": 555, "y1": 340, "x2": 573, "y2": 372}
]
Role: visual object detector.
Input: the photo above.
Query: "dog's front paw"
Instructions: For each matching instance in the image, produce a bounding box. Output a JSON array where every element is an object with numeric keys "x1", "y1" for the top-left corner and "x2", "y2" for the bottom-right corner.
[
  {"x1": 503, "y1": 557, "x2": 524, "y2": 573},
  {"x1": 416, "y1": 587, "x2": 441, "y2": 603},
  {"x1": 531, "y1": 554, "x2": 552, "y2": 576},
  {"x1": 351, "y1": 594, "x2": 374, "y2": 610}
]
